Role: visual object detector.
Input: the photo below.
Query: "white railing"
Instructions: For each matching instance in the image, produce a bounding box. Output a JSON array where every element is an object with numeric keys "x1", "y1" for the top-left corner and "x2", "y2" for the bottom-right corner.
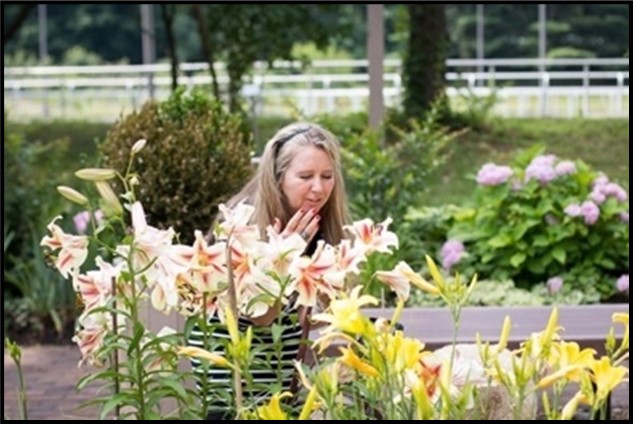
[{"x1": 3, "y1": 58, "x2": 629, "y2": 121}]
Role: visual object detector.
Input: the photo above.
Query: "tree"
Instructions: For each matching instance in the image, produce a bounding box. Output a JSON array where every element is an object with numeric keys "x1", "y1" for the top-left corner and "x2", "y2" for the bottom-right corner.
[
  {"x1": 197, "y1": 5, "x2": 344, "y2": 112},
  {"x1": 160, "y1": 4, "x2": 180, "y2": 92},
  {"x1": 3, "y1": 4, "x2": 36, "y2": 46},
  {"x1": 402, "y1": 4, "x2": 449, "y2": 120}
]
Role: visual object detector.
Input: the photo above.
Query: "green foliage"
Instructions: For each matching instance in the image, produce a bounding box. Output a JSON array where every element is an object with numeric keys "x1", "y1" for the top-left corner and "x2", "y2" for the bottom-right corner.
[
  {"x1": 340, "y1": 107, "x2": 455, "y2": 224},
  {"x1": 98, "y1": 88, "x2": 254, "y2": 244},
  {"x1": 449, "y1": 86, "x2": 500, "y2": 131},
  {"x1": 445, "y1": 145, "x2": 629, "y2": 299},
  {"x1": 202, "y1": 4, "x2": 345, "y2": 111},
  {"x1": 3, "y1": 119, "x2": 75, "y2": 265},
  {"x1": 338, "y1": 105, "x2": 459, "y2": 301},
  {"x1": 4, "y1": 228, "x2": 77, "y2": 341},
  {"x1": 408, "y1": 279, "x2": 599, "y2": 307}
]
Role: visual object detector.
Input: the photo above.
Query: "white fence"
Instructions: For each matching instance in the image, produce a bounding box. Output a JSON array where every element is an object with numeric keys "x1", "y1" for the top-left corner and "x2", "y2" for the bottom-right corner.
[{"x1": 3, "y1": 58, "x2": 629, "y2": 121}]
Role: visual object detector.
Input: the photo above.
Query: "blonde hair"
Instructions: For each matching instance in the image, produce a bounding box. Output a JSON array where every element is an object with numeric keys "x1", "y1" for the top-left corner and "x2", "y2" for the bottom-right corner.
[{"x1": 226, "y1": 122, "x2": 350, "y2": 244}]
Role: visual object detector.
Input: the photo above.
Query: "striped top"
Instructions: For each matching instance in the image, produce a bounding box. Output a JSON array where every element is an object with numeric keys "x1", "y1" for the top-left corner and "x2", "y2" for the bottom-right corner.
[{"x1": 186, "y1": 310, "x2": 304, "y2": 416}]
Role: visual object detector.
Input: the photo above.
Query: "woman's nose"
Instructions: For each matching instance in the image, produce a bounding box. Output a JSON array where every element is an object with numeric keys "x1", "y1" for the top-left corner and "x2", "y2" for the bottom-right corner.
[{"x1": 311, "y1": 178, "x2": 324, "y2": 192}]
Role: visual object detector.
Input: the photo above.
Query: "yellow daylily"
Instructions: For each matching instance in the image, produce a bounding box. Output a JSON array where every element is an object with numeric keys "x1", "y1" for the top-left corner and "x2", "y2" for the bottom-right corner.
[
  {"x1": 338, "y1": 347, "x2": 379, "y2": 378},
  {"x1": 560, "y1": 391, "x2": 588, "y2": 420},
  {"x1": 382, "y1": 331, "x2": 426, "y2": 373},
  {"x1": 496, "y1": 316, "x2": 512, "y2": 353},
  {"x1": 176, "y1": 346, "x2": 230, "y2": 367},
  {"x1": 298, "y1": 386, "x2": 319, "y2": 420},
  {"x1": 312, "y1": 286, "x2": 377, "y2": 337},
  {"x1": 256, "y1": 392, "x2": 292, "y2": 420},
  {"x1": 589, "y1": 356, "x2": 629, "y2": 403},
  {"x1": 612, "y1": 312, "x2": 629, "y2": 326},
  {"x1": 425, "y1": 255, "x2": 446, "y2": 290},
  {"x1": 547, "y1": 342, "x2": 596, "y2": 382}
]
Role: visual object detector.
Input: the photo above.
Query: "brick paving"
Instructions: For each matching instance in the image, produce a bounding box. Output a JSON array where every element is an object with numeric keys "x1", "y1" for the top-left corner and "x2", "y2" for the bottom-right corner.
[{"x1": 3, "y1": 344, "x2": 629, "y2": 420}]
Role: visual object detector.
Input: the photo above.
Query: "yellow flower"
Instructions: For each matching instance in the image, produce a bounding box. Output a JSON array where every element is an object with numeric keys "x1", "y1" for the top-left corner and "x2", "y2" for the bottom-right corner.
[
  {"x1": 177, "y1": 346, "x2": 230, "y2": 367},
  {"x1": 382, "y1": 331, "x2": 425, "y2": 373},
  {"x1": 425, "y1": 255, "x2": 446, "y2": 290},
  {"x1": 256, "y1": 392, "x2": 292, "y2": 420},
  {"x1": 612, "y1": 312, "x2": 628, "y2": 326},
  {"x1": 589, "y1": 356, "x2": 628, "y2": 403},
  {"x1": 338, "y1": 347, "x2": 379, "y2": 377},
  {"x1": 312, "y1": 286, "x2": 377, "y2": 337}
]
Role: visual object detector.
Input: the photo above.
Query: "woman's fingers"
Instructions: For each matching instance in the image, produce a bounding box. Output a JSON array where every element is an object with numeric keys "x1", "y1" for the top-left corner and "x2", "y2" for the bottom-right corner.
[
  {"x1": 279, "y1": 209, "x2": 320, "y2": 241},
  {"x1": 283, "y1": 209, "x2": 307, "y2": 235},
  {"x1": 273, "y1": 217, "x2": 282, "y2": 234},
  {"x1": 302, "y1": 214, "x2": 320, "y2": 242}
]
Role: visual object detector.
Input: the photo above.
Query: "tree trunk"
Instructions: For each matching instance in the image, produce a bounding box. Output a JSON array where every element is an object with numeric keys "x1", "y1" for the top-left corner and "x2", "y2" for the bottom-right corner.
[
  {"x1": 4, "y1": 4, "x2": 36, "y2": 45},
  {"x1": 191, "y1": 4, "x2": 220, "y2": 100},
  {"x1": 403, "y1": 4, "x2": 449, "y2": 120},
  {"x1": 160, "y1": 5, "x2": 179, "y2": 92}
]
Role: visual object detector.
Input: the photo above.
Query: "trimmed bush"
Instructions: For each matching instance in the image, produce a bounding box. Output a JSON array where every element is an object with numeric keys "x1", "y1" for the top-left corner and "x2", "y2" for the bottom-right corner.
[{"x1": 99, "y1": 89, "x2": 254, "y2": 244}]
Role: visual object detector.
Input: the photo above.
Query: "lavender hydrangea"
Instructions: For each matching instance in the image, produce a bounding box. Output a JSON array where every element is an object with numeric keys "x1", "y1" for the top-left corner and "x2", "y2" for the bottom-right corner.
[
  {"x1": 476, "y1": 163, "x2": 514, "y2": 186},
  {"x1": 580, "y1": 200, "x2": 600, "y2": 225},
  {"x1": 440, "y1": 239, "x2": 465, "y2": 271},
  {"x1": 554, "y1": 160, "x2": 577, "y2": 177},
  {"x1": 525, "y1": 155, "x2": 557, "y2": 184},
  {"x1": 546, "y1": 276, "x2": 563, "y2": 295},
  {"x1": 616, "y1": 274, "x2": 629, "y2": 293}
]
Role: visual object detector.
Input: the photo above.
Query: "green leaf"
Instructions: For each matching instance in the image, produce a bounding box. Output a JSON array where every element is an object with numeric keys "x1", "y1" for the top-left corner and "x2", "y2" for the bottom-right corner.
[
  {"x1": 552, "y1": 247, "x2": 566, "y2": 264},
  {"x1": 533, "y1": 235, "x2": 550, "y2": 247},
  {"x1": 100, "y1": 393, "x2": 131, "y2": 420},
  {"x1": 127, "y1": 321, "x2": 146, "y2": 356},
  {"x1": 510, "y1": 252, "x2": 526, "y2": 268},
  {"x1": 488, "y1": 234, "x2": 512, "y2": 248}
]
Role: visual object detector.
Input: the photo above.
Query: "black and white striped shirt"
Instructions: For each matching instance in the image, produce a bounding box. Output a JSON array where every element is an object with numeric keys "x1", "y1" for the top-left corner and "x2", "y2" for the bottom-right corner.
[{"x1": 186, "y1": 310, "x2": 304, "y2": 416}]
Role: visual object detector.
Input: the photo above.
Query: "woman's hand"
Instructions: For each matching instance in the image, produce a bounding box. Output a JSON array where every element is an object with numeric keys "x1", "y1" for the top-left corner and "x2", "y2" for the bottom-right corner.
[{"x1": 274, "y1": 208, "x2": 320, "y2": 243}]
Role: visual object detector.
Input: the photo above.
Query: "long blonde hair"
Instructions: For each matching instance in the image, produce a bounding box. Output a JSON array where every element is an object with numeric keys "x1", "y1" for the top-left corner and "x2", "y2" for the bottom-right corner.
[{"x1": 226, "y1": 122, "x2": 350, "y2": 244}]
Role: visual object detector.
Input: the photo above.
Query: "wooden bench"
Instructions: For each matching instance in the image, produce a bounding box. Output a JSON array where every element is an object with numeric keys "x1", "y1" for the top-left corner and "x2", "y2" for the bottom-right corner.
[{"x1": 312, "y1": 304, "x2": 629, "y2": 354}]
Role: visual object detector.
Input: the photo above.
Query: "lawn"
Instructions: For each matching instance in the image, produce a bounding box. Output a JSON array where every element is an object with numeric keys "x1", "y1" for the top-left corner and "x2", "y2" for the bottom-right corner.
[{"x1": 425, "y1": 118, "x2": 629, "y2": 206}]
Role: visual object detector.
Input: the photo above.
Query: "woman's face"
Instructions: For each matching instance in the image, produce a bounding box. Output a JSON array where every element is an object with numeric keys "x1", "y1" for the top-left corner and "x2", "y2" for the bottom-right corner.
[{"x1": 281, "y1": 145, "x2": 335, "y2": 214}]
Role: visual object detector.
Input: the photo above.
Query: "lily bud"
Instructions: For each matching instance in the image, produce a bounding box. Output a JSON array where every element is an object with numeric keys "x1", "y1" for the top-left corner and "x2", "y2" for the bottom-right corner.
[
  {"x1": 95, "y1": 181, "x2": 123, "y2": 216},
  {"x1": 75, "y1": 168, "x2": 117, "y2": 181},
  {"x1": 57, "y1": 186, "x2": 89, "y2": 205},
  {"x1": 131, "y1": 139, "x2": 147, "y2": 154}
]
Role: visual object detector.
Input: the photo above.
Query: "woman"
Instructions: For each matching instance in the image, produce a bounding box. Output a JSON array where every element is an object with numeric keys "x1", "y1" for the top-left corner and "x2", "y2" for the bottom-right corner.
[{"x1": 188, "y1": 122, "x2": 350, "y2": 419}]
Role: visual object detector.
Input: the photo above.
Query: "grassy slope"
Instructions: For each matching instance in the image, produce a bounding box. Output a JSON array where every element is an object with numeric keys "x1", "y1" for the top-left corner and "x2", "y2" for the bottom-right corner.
[{"x1": 426, "y1": 118, "x2": 630, "y2": 206}]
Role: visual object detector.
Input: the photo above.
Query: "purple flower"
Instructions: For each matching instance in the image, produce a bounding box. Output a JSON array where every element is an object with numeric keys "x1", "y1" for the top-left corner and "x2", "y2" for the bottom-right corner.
[
  {"x1": 589, "y1": 189, "x2": 607, "y2": 205},
  {"x1": 554, "y1": 161, "x2": 577, "y2": 177},
  {"x1": 564, "y1": 203, "x2": 582, "y2": 218},
  {"x1": 476, "y1": 163, "x2": 514, "y2": 186},
  {"x1": 73, "y1": 211, "x2": 91, "y2": 234},
  {"x1": 547, "y1": 276, "x2": 563, "y2": 295},
  {"x1": 616, "y1": 274, "x2": 629, "y2": 293},
  {"x1": 620, "y1": 212, "x2": 629, "y2": 223},
  {"x1": 604, "y1": 183, "x2": 628, "y2": 202},
  {"x1": 580, "y1": 200, "x2": 600, "y2": 225},
  {"x1": 525, "y1": 160, "x2": 556, "y2": 185},
  {"x1": 72, "y1": 209, "x2": 105, "y2": 235},
  {"x1": 592, "y1": 174, "x2": 610, "y2": 188},
  {"x1": 440, "y1": 239, "x2": 465, "y2": 271}
]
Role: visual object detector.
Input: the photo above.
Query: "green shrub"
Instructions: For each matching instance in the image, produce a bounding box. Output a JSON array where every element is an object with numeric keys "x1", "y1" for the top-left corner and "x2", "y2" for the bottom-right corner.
[
  {"x1": 99, "y1": 89, "x2": 254, "y2": 244},
  {"x1": 445, "y1": 145, "x2": 629, "y2": 300},
  {"x1": 336, "y1": 104, "x2": 460, "y2": 302}
]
